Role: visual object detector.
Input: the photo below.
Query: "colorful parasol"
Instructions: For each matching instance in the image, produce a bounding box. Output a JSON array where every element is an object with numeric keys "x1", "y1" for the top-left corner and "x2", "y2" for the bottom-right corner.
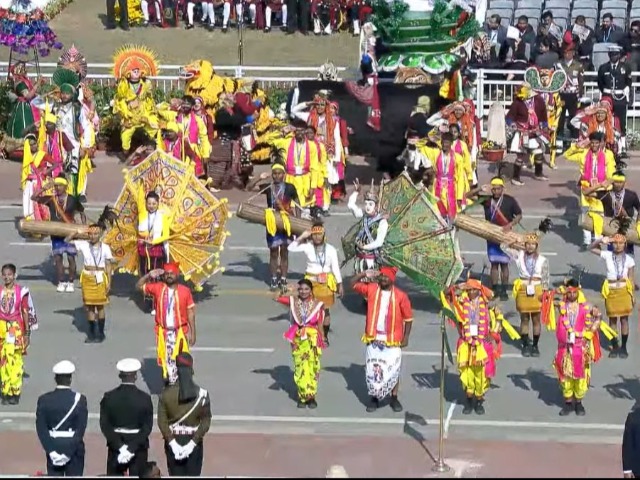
[
  {"x1": 343, "y1": 172, "x2": 464, "y2": 297},
  {"x1": 103, "y1": 150, "x2": 231, "y2": 291}
]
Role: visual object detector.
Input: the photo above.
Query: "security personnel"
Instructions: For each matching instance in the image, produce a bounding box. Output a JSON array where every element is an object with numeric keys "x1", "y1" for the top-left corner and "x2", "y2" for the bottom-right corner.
[
  {"x1": 623, "y1": 406, "x2": 640, "y2": 477},
  {"x1": 99, "y1": 358, "x2": 154, "y2": 476},
  {"x1": 35, "y1": 360, "x2": 88, "y2": 477},
  {"x1": 158, "y1": 352, "x2": 211, "y2": 476},
  {"x1": 597, "y1": 44, "x2": 632, "y2": 157}
]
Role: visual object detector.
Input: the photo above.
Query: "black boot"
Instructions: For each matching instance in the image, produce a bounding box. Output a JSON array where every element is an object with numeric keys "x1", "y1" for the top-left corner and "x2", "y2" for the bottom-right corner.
[
  {"x1": 511, "y1": 164, "x2": 524, "y2": 186},
  {"x1": 366, "y1": 396, "x2": 379, "y2": 413},
  {"x1": 389, "y1": 395, "x2": 403, "y2": 412},
  {"x1": 521, "y1": 334, "x2": 531, "y2": 357},
  {"x1": 85, "y1": 321, "x2": 97, "y2": 343},
  {"x1": 610, "y1": 339, "x2": 619, "y2": 358},
  {"x1": 8, "y1": 395, "x2": 18, "y2": 405},
  {"x1": 323, "y1": 324, "x2": 330, "y2": 346},
  {"x1": 575, "y1": 401, "x2": 586, "y2": 416},
  {"x1": 531, "y1": 335, "x2": 540, "y2": 357},
  {"x1": 97, "y1": 319, "x2": 106, "y2": 343},
  {"x1": 559, "y1": 401, "x2": 573, "y2": 416},
  {"x1": 462, "y1": 396, "x2": 474, "y2": 415},
  {"x1": 474, "y1": 398, "x2": 485, "y2": 415},
  {"x1": 534, "y1": 160, "x2": 547, "y2": 180},
  {"x1": 499, "y1": 285, "x2": 509, "y2": 301},
  {"x1": 307, "y1": 398, "x2": 318, "y2": 409}
]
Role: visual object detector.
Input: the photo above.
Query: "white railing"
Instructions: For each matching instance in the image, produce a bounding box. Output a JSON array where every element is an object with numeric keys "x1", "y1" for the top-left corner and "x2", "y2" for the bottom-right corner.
[
  {"x1": 474, "y1": 68, "x2": 640, "y2": 135},
  {"x1": 0, "y1": 62, "x2": 349, "y2": 90}
]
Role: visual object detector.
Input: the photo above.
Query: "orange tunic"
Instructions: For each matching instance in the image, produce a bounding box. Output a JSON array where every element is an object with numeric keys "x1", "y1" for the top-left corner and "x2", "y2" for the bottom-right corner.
[{"x1": 353, "y1": 283, "x2": 413, "y2": 346}]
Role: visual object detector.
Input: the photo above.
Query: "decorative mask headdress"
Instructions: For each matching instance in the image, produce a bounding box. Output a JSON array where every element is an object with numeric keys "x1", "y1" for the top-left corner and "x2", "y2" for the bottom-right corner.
[
  {"x1": 364, "y1": 179, "x2": 379, "y2": 203},
  {"x1": 112, "y1": 44, "x2": 160, "y2": 80}
]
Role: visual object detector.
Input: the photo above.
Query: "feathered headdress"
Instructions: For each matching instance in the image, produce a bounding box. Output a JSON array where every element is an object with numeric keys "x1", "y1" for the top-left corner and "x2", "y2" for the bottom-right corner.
[
  {"x1": 364, "y1": 179, "x2": 379, "y2": 203},
  {"x1": 112, "y1": 45, "x2": 160, "y2": 80},
  {"x1": 52, "y1": 68, "x2": 80, "y2": 94},
  {"x1": 523, "y1": 218, "x2": 553, "y2": 245},
  {"x1": 57, "y1": 44, "x2": 88, "y2": 80}
]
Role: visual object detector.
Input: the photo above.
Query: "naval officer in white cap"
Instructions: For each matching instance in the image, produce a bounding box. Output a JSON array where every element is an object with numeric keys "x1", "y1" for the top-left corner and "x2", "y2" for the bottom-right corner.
[
  {"x1": 35, "y1": 360, "x2": 88, "y2": 476},
  {"x1": 99, "y1": 357, "x2": 154, "y2": 476}
]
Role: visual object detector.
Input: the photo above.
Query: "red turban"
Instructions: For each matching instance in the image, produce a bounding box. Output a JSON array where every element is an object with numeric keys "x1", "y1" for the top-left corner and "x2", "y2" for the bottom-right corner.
[
  {"x1": 164, "y1": 262, "x2": 180, "y2": 274},
  {"x1": 379, "y1": 266, "x2": 398, "y2": 282}
]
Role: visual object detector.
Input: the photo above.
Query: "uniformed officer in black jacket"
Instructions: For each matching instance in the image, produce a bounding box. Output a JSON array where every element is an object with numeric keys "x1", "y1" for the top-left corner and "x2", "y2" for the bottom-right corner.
[
  {"x1": 597, "y1": 44, "x2": 632, "y2": 157},
  {"x1": 99, "y1": 357, "x2": 154, "y2": 476},
  {"x1": 35, "y1": 360, "x2": 88, "y2": 477},
  {"x1": 158, "y1": 352, "x2": 211, "y2": 476},
  {"x1": 623, "y1": 406, "x2": 640, "y2": 477}
]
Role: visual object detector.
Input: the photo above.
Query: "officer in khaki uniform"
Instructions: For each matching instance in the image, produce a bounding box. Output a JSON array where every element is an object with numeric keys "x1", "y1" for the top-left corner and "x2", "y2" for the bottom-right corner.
[
  {"x1": 158, "y1": 352, "x2": 211, "y2": 476},
  {"x1": 558, "y1": 44, "x2": 584, "y2": 141}
]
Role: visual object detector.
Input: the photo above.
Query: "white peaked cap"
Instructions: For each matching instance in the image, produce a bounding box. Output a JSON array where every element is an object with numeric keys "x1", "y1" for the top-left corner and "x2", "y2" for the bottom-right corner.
[
  {"x1": 116, "y1": 358, "x2": 142, "y2": 373},
  {"x1": 52, "y1": 360, "x2": 76, "y2": 375}
]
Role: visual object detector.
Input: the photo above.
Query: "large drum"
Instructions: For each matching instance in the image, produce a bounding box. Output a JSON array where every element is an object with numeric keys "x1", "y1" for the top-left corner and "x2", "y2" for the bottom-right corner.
[{"x1": 207, "y1": 136, "x2": 254, "y2": 190}]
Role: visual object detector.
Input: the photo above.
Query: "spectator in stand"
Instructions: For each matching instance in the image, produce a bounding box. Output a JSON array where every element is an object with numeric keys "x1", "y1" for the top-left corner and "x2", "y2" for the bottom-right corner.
[
  {"x1": 534, "y1": 36, "x2": 560, "y2": 68},
  {"x1": 484, "y1": 14, "x2": 507, "y2": 49},
  {"x1": 625, "y1": 20, "x2": 640, "y2": 71},
  {"x1": 505, "y1": 15, "x2": 536, "y2": 63},
  {"x1": 286, "y1": 0, "x2": 311, "y2": 35},
  {"x1": 541, "y1": 10, "x2": 563, "y2": 43},
  {"x1": 596, "y1": 13, "x2": 625, "y2": 44},
  {"x1": 565, "y1": 16, "x2": 595, "y2": 70}
]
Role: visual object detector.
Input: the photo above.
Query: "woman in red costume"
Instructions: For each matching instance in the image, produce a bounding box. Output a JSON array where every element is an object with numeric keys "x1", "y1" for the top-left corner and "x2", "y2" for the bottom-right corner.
[{"x1": 570, "y1": 98, "x2": 621, "y2": 155}]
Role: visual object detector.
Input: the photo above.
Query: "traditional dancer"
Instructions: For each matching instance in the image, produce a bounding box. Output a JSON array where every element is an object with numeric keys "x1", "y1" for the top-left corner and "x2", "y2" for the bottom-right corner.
[
  {"x1": 246, "y1": 164, "x2": 300, "y2": 291},
  {"x1": 347, "y1": 179, "x2": 388, "y2": 278},
  {"x1": 37, "y1": 111, "x2": 72, "y2": 179},
  {"x1": 274, "y1": 279, "x2": 326, "y2": 408},
  {"x1": 427, "y1": 99, "x2": 479, "y2": 169},
  {"x1": 445, "y1": 279, "x2": 519, "y2": 415},
  {"x1": 350, "y1": 267, "x2": 413, "y2": 413},
  {"x1": 64, "y1": 225, "x2": 115, "y2": 344},
  {"x1": 21, "y1": 134, "x2": 54, "y2": 223},
  {"x1": 449, "y1": 123, "x2": 475, "y2": 188},
  {"x1": 306, "y1": 125, "x2": 331, "y2": 216},
  {"x1": 505, "y1": 83, "x2": 549, "y2": 185},
  {"x1": 32, "y1": 176, "x2": 86, "y2": 293},
  {"x1": 466, "y1": 177, "x2": 523, "y2": 300},
  {"x1": 156, "y1": 122, "x2": 204, "y2": 177},
  {"x1": 6, "y1": 62, "x2": 42, "y2": 142},
  {"x1": 135, "y1": 264, "x2": 196, "y2": 384},
  {"x1": 328, "y1": 101, "x2": 349, "y2": 201},
  {"x1": 550, "y1": 279, "x2": 602, "y2": 416},
  {"x1": 288, "y1": 223, "x2": 343, "y2": 345},
  {"x1": 0, "y1": 263, "x2": 38, "y2": 406},
  {"x1": 570, "y1": 98, "x2": 621, "y2": 155},
  {"x1": 564, "y1": 131, "x2": 617, "y2": 248},
  {"x1": 112, "y1": 45, "x2": 160, "y2": 155},
  {"x1": 158, "y1": 353, "x2": 211, "y2": 477},
  {"x1": 589, "y1": 234, "x2": 635, "y2": 359},
  {"x1": 503, "y1": 228, "x2": 550, "y2": 357},
  {"x1": 193, "y1": 96, "x2": 215, "y2": 145}
]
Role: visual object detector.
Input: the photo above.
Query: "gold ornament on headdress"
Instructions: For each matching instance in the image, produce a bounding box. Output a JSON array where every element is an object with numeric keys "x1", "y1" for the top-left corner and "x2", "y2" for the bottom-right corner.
[
  {"x1": 364, "y1": 179, "x2": 379, "y2": 202},
  {"x1": 524, "y1": 232, "x2": 540, "y2": 245},
  {"x1": 112, "y1": 45, "x2": 160, "y2": 80}
]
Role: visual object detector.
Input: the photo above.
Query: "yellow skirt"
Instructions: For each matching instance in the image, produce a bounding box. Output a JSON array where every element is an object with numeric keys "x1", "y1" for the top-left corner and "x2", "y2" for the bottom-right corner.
[
  {"x1": 310, "y1": 281, "x2": 335, "y2": 308},
  {"x1": 515, "y1": 284, "x2": 543, "y2": 314},
  {"x1": 605, "y1": 286, "x2": 633, "y2": 318},
  {"x1": 80, "y1": 271, "x2": 109, "y2": 306}
]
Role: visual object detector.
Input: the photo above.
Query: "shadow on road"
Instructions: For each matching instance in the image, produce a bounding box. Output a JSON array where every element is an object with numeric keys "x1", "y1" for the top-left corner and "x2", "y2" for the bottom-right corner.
[
  {"x1": 324, "y1": 363, "x2": 369, "y2": 407},
  {"x1": 54, "y1": 307, "x2": 89, "y2": 337},
  {"x1": 141, "y1": 357, "x2": 166, "y2": 395},
  {"x1": 19, "y1": 260, "x2": 53, "y2": 284},
  {"x1": 412, "y1": 366, "x2": 463, "y2": 403},
  {"x1": 507, "y1": 368, "x2": 564, "y2": 407},
  {"x1": 223, "y1": 253, "x2": 271, "y2": 285},
  {"x1": 252, "y1": 365, "x2": 298, "y2": 402},
  {"x1": 603, "y1": 375, "x2": 640, "y2": 409}
]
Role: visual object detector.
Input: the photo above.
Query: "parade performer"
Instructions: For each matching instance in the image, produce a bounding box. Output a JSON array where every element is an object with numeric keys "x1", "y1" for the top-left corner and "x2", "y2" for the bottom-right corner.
[
  {"x1": 99, "y1": 358, "x2": 154, "y2": 476},
  {"x1": 158, "y1": 353, "x2": 211, "y2": 476},
  {"x1": 290, "y1": 92, "x2": 344, "y2": 201},
  {"x1": 22, "y1": 134, "x2": 53, "y2": 222},
  {"x1": 274, "y1": 279, "x2": 326, "y2": 408},
  {"x1": 350, "y1": 267, "x2": 413, "y2": 413},
  {"x1": 564, "y1": 131, "x2": 617, "y2": 248},
  {"x1": 427, "y1": 99, "x2": 479, "y2": 167},
  {"x1": 444, "y1": 279, "x2": 520, "y2": 415},
  {"x1": 35, "y1": 361, "x2": 88, "y2": 477},
  {"x1": 288, "y1": 223, "x2": 343, "y2": 345},
  {"x1": 536, "y1": 69, "x2": 563, "y2": 168},
  {"x1": 505, "y1": 83, "x2": 549, "y2": 185},
  {"x1": 589, "y1": 234, "x2": 635, "y2": 359},
  {"x1": 136, "y1": 264, "x2": 196, "y2": 384},
  {"x1": 64, "y1": 224, "x2": 115, "y2": 344},
  {"x1": 306, "y1": 125, "x2": 330, "y2": 216},
  {"x1": 422, "y1": 132, "x2": 470, "y2": 220},
  {"x1": 502, "y1": 225, "x2": 551, "y2": 358},
  {"x1": 570, "y1": 98, "x2": 621, "y2": 155},
  {"x1": 37, "y1": 111, "x2": 71, "y2": 179},
  {"x1": 246, "y1": 164, "x2": 300, "y2": 291},
  {"x1": 32, "y1": 176, "x2": 86, "y2": 293},
  {"x1": 347, "y1": 178, "x2": 388, "y2": 278},
  {"x1": 0, "y1": 263, "x2": 37, "y2": 406},
  {"x1": 466, "y1": 178, "x2": 523, "y2": 301},
  {"x1": 112, "y1": 45, "x2": 160, "y2": 154},
  {"x1": 269, "y1": 120, "x2": 319, "y2": 209},
  {"x1": 156, "y1": 122, "x2": 204, "y2": 177},
  {"x1": 193, "y1": 96, "x2": 215, "y2": 144},
  {"x1": 450, "y1": 123, "x2": 475, "y2": 188},
  {"x1": 550, "y1": 279, "x2": 602, "y2": 416},
  {"x1": 328, "y1": 101, "x2": 349, "y2": 201},
  {"x1": 6, "y1": 62, "x2": 42, "y2": 142}
]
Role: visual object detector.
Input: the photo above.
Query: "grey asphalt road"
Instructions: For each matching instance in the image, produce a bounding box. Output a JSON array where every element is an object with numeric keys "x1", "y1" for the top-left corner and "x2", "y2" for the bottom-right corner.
[{"x1": 0, "y1": 204, "x2": 635, "y2": 448}]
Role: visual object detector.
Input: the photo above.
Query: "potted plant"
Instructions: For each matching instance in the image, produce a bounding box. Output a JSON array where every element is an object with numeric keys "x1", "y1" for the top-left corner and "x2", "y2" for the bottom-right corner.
[{"x1": 481, "y1": 140, "x2": 505, "y2": 162}]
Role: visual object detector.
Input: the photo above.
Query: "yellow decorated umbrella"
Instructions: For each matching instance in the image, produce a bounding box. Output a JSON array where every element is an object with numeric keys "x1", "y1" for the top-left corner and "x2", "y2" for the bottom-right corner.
[{"x1": 104, "y1": 149, "x2": 231, "y2": 290}]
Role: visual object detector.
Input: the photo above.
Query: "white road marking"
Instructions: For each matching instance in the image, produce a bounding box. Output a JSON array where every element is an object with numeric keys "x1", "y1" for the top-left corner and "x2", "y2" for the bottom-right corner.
[
  {"x1": 147, "y1": 346, "x2": 275, "y2": 353},
  {"x1": 404, "y1": 351, "x2": 525, "y2": 359},
  {"x1": 0, "y1": 412, "x2": 625, "y2": 431},
  {"x1": 444, "y1": 401, "x2": 457, "y2": 439}
]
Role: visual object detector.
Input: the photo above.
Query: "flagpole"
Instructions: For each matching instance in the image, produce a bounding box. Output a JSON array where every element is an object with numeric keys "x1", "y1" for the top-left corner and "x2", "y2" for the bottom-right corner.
[{"x1": 432, "y1": 312, "x2": 450, "y2": 473}]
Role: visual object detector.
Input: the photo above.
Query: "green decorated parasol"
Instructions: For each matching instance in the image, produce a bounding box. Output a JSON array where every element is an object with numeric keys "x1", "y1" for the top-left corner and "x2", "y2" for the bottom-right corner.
[{"x1": 378, "y1": 172, "x2": 464, "y2": 297}]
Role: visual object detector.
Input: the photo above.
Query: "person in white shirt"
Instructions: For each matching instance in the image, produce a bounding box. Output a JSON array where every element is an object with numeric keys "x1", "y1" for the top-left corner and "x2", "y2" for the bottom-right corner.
[
  {"x1": 288, "y1": 223, "x2": 343, "y2": 345},
  {"x1": 65, "y1": 224, "x2": 115, "y2": 344},
  {"x1": 590, "y1": 233, "x2": 635, "y2": 359},
  {"x1": 347, "y1": 178, "x2": 389, "y2": 280},
  {"x1": 502, "y1": 232, "x2": 549, "y2": 358}
]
